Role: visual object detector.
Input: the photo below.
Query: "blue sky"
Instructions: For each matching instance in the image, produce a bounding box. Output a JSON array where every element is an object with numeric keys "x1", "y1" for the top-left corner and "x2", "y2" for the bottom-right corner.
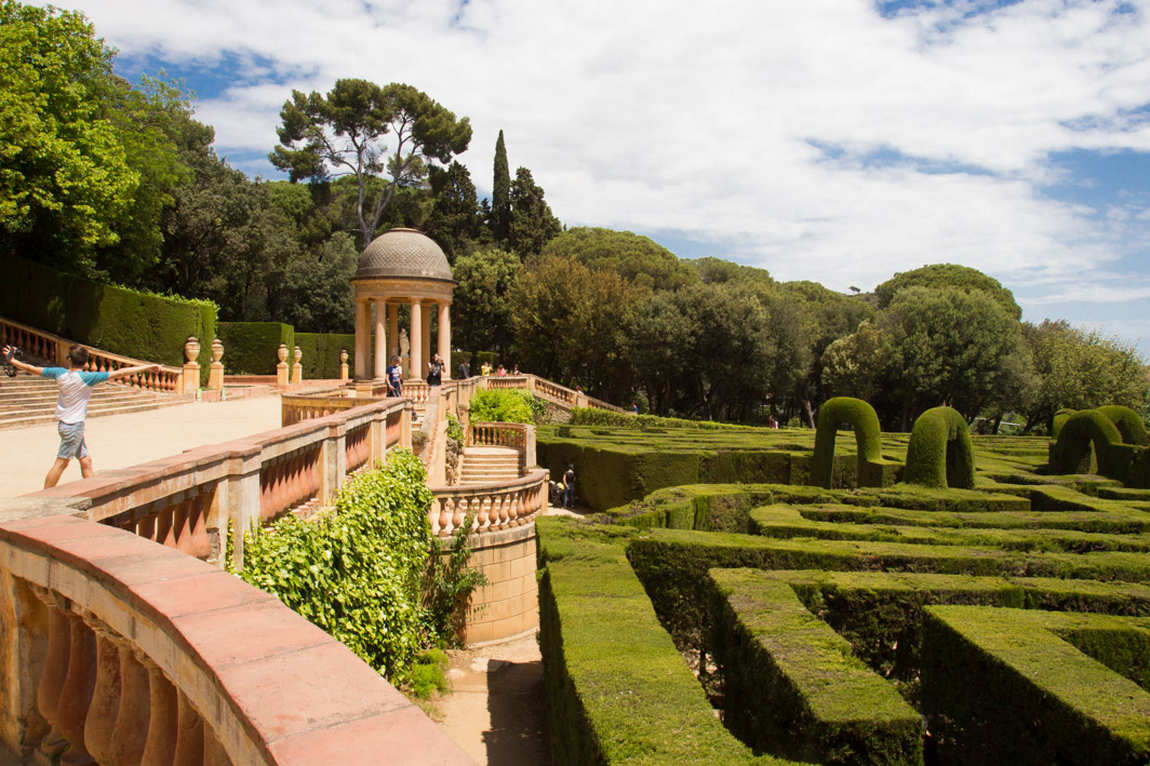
[{"x1": 60, "y1": 0, "x2": 1150, "y2": 353}]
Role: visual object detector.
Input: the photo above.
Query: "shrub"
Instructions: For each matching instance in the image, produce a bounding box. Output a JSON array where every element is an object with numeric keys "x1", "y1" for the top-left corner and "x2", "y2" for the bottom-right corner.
[
  {"x1": 235, "y1": 450, "x2": 432, "y2": 680},
  {"x1": 217, "y1": 321, "x2": 294, "y2": 375},
  {"x1": 296, "y1": 331, "x2": 355, "y2": 379},
  {"x1": 811, "y1": 397, "x2": 887, "y2": 489},
  {"x1": 1097, "y1": 405, "x2": 1150, "y2": 446},
  {"x1": 902, "y1": 406, "x2": 975, "y2": 488},
  {"x1": 469, "y1": 388, "x2": 538, "y2": 424}
]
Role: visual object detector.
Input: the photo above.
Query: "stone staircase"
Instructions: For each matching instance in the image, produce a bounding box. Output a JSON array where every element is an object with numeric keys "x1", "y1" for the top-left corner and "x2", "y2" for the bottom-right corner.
[
  {"x1": 0, "y1": 374, "x2": 191, "y2": 430},
  {"x1": 459, "y1": 446, "x2": 521, "y2": 484}
]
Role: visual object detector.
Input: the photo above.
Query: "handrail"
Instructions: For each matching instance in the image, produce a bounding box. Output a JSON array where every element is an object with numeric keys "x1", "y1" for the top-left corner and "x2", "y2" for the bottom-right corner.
[
  {"x1": 0, "y1": 315, "x2": 185, "y2": 394},
  {"x1": 0, "y1": 513, "x2": 471, "y2": 764}
]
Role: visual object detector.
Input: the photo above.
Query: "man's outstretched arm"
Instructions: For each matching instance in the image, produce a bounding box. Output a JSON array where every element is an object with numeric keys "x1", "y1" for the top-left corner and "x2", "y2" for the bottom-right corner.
[
  {"x1": 107, "y1": 363, "x2": 161, "y2": 380},
  {"x1": 2, "y1": 345, "x2": 44, "y2": 376}
]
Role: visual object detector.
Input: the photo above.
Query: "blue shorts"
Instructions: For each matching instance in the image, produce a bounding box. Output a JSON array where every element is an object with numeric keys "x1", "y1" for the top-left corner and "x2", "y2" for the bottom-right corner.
[{"x1": 57, "y1": 421, "x2": 88, "y2": 460}]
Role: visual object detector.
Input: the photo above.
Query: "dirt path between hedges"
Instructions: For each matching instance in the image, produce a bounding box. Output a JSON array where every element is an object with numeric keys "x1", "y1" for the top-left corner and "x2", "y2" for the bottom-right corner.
[{"x1": 434, "y1": 505, "x2": 586, "y2": 765}]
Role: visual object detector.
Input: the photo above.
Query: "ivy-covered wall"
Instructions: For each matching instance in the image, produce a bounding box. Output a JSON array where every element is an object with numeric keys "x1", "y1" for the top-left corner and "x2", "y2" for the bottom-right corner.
[{"x1": 2, "y1": 256, "x2": 217, "y2": 385}]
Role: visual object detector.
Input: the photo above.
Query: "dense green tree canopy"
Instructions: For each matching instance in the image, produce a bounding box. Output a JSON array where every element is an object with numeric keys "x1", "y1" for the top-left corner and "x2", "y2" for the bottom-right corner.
[
  {"x1": 451, "y1": 247, "x2": 519, "y2": 357},
  {"x1": 269, "y1": 79, "x2": 471, "y2": 248},
  {"x1": 875, "y1": 263, "x2": 1022, "y2": 320},
  {"x1": 491, "y1": 130, "x2": 510, "y2": 244},
  {"x1": 508, "y1": 167, "x2": 561, "y2": 259},
  {"x1": 1022, "y1": 320, "x2": 1149, "y2": 432},
  {"x1": 540, "y1": 227, "x2": 697, "y2": 291},
  {"x1": 0, "y1": 1, "x2": 137, "y2": 270}
]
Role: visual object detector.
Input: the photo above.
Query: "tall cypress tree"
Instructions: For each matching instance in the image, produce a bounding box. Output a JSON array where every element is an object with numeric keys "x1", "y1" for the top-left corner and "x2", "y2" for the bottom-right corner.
[{"x1": 491, "y1": 129, "x2": 511, "y2": 244}]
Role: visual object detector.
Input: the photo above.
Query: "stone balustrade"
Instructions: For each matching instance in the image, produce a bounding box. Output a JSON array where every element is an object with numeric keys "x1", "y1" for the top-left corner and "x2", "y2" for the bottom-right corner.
[
  {"x1": 25, "y1": 398, "x2": 411, "y2": 568},
  {"x1": 428, "y1": 468, "x2": 549, "y2": 537},
  {"x1": 0, "y1": 315, "x2": 186, "y2": 394},
  {"x1": 0, "y1": 511, "x2": 472, "y2": 764},
  {"x1": 468, "y1": 421, "x2": 536, "y2": 476}
]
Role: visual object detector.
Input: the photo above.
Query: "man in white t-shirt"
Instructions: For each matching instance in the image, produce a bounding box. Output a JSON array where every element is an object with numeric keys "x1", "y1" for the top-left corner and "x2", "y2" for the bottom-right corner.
[{"x1": 2, "y1": 344, "x2": 159, "y2": 488}]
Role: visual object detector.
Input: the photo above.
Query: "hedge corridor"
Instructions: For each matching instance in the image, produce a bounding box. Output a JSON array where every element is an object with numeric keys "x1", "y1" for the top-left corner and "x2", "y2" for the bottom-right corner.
[{"x1": 535, "y1": 411, "x2": 1150, "y2": 765}]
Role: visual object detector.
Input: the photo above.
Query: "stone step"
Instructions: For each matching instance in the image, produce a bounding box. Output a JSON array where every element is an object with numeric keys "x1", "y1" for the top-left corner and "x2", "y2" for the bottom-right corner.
[{"x1": 0, "y1": 395, "x2": 191, "y2": 430}]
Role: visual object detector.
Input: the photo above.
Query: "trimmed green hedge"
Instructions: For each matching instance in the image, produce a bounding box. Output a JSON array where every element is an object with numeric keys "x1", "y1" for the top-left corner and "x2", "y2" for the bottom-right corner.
[
  {"x1": 536, "y1": 518, "x2": 793, "y2": 765},
  {"x1": 902, "y1": 406, "x2": 974, "y2": 488},
  {"x1": 1098, "y1": 405, "x2": 1150, "y2": 446},
  {"x1": 709, "y1": 570, "x2": 922, "y2": 765},
  {"x1": 2, "y1": 256, "x2": 217, "y2": 384},
  {"x1": 296, "y1": 331, "x2": 354, "y2": 379},
  {"x1": 217, "y1": 321, "x2": 294, "y2": 375},
  {"x1": 922, "y1": 606, "x2": 1150, "y2": 765},
  {"x1": 812, "y1": 397, "x2": 894, "y2": 489}
]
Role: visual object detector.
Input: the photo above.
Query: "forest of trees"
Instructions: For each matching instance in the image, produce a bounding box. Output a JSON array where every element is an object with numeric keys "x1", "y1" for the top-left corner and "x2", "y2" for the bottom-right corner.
[{"x1": 4, "y1": 1, "x2": 1148, "y2": 433}]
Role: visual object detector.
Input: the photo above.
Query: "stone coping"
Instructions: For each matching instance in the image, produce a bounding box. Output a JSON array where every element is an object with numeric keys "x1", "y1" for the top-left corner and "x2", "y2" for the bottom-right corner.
[
  {"x1": 428, "y1": 467, "x2": 549, "y2": 498},
  {"x1": 0, "y1": 512, "x2": 474, "y2": 765}
]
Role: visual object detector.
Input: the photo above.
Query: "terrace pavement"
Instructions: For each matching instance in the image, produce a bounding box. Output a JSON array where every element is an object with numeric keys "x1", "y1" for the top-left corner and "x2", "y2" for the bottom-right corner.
[{"x1": 0, "y1": 395, "x2": 284, "y2": 498}]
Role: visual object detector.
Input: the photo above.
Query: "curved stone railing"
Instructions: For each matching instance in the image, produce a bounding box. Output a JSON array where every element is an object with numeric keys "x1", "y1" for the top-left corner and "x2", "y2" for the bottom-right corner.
[
  {"x1": 428, "y1": 468, "x2": 549, "y2": 537},
  {"x1": 0, "y1": 315, "x2": 185, "y2": 394},
  {"x1": 0, "y1": 512, "x2": 471, "y2": 764},
  {"x1": 26, "y1": 398, "x2": 411, "y2": 568}
]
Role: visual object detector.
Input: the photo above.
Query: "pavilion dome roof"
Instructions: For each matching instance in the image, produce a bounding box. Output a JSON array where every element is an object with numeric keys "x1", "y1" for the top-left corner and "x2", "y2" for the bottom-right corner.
[{"x1": 353, "y1": 228, "x2": 453, "y2": 283}]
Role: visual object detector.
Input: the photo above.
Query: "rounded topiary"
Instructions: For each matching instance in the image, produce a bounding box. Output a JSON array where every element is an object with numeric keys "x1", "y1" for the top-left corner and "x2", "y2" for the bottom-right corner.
[
  {"x1": 902, "y1": 406, "x2": 974, "y2": 489},
  {"x1": 1050, "y1": 410, "x2": 1122, "y2": 475},
  {"x1": 1096, "y1": 405, "x2": 1149, "y2": 446},
  {"x1": 812, "y1": 397, "x2": 882, "y2": 489},
  {"x1": 1051, "y1": 408, "x2": 1078, "y2": 439}
]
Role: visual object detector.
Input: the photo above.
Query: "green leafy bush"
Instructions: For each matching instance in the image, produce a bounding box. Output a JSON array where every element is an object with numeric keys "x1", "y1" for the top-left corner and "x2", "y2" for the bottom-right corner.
[
  {"x1": 407, "y1": 649, "x2": 450, "y2": 699},
  {"x1": 235, "y1": 450, "x2": 432, "y2": 679},
  {"x1": 469, "y1": 388, "x2": 539, "y2": 424},
  {"x1": 423, "y1": 511, "x2": 489, "y2": 644}
]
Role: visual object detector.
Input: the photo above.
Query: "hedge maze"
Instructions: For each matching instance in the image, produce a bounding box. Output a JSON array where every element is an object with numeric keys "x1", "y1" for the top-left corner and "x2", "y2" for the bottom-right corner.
[{"x1": 536, "y1": 406, "x2": 1150, "y2": 765}]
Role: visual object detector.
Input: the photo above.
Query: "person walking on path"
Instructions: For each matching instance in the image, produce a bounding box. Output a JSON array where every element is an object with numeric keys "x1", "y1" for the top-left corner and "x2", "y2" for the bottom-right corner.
[
  {"x1": 563, "y1": 464, "x2": 577, "y2": 509},
  {"x1": 386, "y1": 355, "x2": 404, "y2": 397},
  {"x1": 2, "y1": 344, "x2": 159, "y2": 488}
]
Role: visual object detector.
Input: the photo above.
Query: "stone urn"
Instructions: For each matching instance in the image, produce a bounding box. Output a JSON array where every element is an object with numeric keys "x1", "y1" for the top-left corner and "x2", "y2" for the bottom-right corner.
[
  {"x1": 293, "y1": 346, "x2": 302, "y2": 364},
  {"x1": 210, "y1": 338, "x2": 224, "y2": 363},
  {"x1": 340, "y1": 349, "x2": 348, "y2": 365},
  {"x1": 277, "y1": 344, "x2": 288, "y2": 364},
  {"x1": 184, "y1": 337, "x2": 200, "y2": 364}
]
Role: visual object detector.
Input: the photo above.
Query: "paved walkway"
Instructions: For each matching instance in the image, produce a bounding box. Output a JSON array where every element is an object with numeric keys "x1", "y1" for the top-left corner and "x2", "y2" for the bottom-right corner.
[{"x1": 0, "y1": 396, "x2": 283, "y2": 498}]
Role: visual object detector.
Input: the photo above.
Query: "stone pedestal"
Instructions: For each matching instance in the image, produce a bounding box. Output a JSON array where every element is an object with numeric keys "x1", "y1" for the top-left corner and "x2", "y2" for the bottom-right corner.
[{"x1": 339, "y1": 349, "x2": 349, "y2": 382}]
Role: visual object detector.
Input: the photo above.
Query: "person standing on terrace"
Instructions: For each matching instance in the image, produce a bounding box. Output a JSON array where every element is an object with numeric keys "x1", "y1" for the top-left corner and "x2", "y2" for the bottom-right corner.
[
  {"x1": 2, "y1": 344, "x2": 159, "y2": 488},
  {"x1": 386, "y1": 355, "x2": 404, "y2": 397}
]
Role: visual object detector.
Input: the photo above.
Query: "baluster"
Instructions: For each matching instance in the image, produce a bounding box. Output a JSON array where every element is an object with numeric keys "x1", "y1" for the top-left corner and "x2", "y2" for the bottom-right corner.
[
  {"x1": 30, "y1": 587, "x2": 70, "y2": 759},
  {"x1": 57, "y1": 610, "x2": 97, "y2": 765},
  {"x1": 106, "y1": 643, "x2": 149, "y2": 766},
  {"x1": 438, "y1": 497, "x2": 453, "y2": 536},
  {"x1": 173, "y1": 692, "x2": 204, "y2": 766},
  {"x1": 82, "y1": 619, "x2": 120, "y2": 764},
  {"x1": 452, "y1": 495, "x2": 465, "y2": 531},
  {"x1": 140, "y1": 660, "x2": 177, "y2": 766}
]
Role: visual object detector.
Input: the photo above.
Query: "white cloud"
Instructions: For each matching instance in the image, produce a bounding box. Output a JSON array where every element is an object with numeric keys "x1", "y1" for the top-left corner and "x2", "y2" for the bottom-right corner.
[{"x1": 59, "y1": 0, "x2": 1150, "y2": 348}]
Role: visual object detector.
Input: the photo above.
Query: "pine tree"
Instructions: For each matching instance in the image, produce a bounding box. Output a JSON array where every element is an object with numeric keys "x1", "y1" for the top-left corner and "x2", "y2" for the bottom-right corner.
[{"x1": 491, "y1": 130, "x2": 511, "y2": 244}]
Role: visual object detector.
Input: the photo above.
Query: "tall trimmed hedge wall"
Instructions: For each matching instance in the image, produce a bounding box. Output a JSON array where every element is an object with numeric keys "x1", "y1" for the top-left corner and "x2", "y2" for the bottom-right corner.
[
  {"x1": 217, "y1": 322, "x2": 294, "y2": 375},
  {"x1": 902, "y1": 406, "x2": 975, "y2": 489},
  {"x1": 217, "y1": 322, "x2": 354, "y2": 378},
  {"x1": 2, "y1": 256, "x2": 216, "y2": 384},
  {"x1": 296, "y1": 332, "x2": 354, "y2": 379},
  {"x1": 812, "y1": 397, "x2": 891, "y2": 489}
]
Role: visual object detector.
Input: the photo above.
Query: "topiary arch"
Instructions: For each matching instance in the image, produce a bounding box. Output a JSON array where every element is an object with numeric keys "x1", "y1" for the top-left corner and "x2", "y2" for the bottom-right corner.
[
  {"x1": 902, "y1": 407, "x2": 975, "y2": 489},
  {"x1": 812, "y1": 397, "x2": 885, "y2": 489},
  {"x1": 1096, "y1": 405, "x2": 1150, "y2": 446},
  {"x1": 1049, "y1": 410, "x2": 1123, "y2": 475}
]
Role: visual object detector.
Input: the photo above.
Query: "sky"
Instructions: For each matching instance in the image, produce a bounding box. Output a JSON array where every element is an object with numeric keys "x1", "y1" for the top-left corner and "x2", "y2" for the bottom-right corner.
[{"x1": 56, "y1": 0, "x2": 1150, "y2": 352}]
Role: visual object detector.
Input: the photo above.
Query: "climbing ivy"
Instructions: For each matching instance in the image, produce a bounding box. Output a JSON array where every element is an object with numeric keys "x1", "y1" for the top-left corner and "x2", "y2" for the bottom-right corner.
[{"x1": 234, "y1": 449, "x2": 433, "y2": 680}]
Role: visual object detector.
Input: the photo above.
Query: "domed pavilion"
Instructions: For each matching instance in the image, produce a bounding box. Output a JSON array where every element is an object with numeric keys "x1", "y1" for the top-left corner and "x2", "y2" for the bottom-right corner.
[{"x1": 350, "y1": 228, "x2": 456, "y2": 382}]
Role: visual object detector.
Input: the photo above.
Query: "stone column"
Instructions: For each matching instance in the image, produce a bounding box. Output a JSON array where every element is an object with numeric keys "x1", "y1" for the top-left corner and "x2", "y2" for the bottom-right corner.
[
  {"x1": 373, "y1": 298, "x2": 387, "y2": 380},
  {"x1": 438, "y1": 302, "x2": 452, "y2": 381},
  {"x1": 388, "y1": 303, "x2": 399, "y2": 365},
  {"x1": 409, "y1": 300, "x2": 423, "y2": 380},
  {"x1": 182, "y1": 337, "x2": 200, "y2": 395},
  {"x1": 354, "y1": 299, "x2": 370, "y2": 380},
  {"x1": 339, "y1": 349, "x2": 349, "y2": 381},
  {"x1": 421, "y1": 302, "x2": 432, "y2": 377},
  {"x1": 275, "y1": 344, "x2": 289, "y2": 387}
]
